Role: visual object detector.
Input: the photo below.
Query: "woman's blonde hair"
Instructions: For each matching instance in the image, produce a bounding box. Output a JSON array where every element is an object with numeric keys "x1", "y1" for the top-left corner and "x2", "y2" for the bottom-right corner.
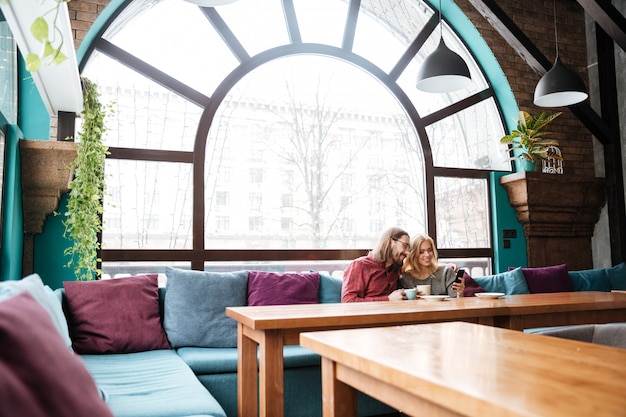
[
  {"x1": 402, "y1": 234, "x2": 440, "y2": 275},
  {"x1": 371, "y1": 227, "x2": 409, "y2": 264}
]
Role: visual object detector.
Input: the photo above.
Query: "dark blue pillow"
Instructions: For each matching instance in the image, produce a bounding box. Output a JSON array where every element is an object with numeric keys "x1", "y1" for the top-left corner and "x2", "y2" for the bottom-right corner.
[
  {"x1": 606, "y1": 262, "x2": 626, "y2": 290},
  {"x1": 473, "y1": 267, "x2": 530, "y2": 295},
  {"x1": 568, "y1": 268, "x2": 611, "y2": 292},
  {"x1": 317, "y1": 272, "x2": 342, "y2": 303}
]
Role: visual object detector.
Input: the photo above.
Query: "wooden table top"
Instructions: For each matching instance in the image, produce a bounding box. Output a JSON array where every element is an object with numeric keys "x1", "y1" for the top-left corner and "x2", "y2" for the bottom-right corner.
[
  {"x1": 300, "y1": 322, "x2": 626, "y2": 417},
  {"x1": 226, "y1": 291, "x2": 626, "y2": 330}
]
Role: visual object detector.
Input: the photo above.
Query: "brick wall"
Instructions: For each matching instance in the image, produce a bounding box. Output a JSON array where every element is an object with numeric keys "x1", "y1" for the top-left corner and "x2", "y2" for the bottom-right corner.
[{"x1": 65, "y1": 0, "x2": 594, "y2": 178}]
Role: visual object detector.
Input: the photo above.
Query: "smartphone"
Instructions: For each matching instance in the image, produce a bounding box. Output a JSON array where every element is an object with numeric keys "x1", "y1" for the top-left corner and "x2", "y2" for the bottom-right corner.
[{"x1": 455, "y1": 269, "x2": 465, "y2": 283}]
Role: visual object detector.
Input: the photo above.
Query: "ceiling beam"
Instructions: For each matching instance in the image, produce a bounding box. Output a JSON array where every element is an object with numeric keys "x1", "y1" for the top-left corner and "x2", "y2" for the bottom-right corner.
[
  {"x1": 576, "y1": 0, "x2": 626, "y2": 53},
  {"x1": 466, "y1": 0, "x2": 613, "y2": 144}
]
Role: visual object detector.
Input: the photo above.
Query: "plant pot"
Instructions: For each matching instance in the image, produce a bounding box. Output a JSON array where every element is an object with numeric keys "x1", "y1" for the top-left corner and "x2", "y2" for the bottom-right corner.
[{"x1": 515, "y1": 158, "x2": 536, "y2": 172}]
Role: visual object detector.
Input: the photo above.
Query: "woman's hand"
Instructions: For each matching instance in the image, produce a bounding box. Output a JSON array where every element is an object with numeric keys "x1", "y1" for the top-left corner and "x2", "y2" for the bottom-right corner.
[{"x1": 452, "y1": 277, "x2": 465, "y2": 295}]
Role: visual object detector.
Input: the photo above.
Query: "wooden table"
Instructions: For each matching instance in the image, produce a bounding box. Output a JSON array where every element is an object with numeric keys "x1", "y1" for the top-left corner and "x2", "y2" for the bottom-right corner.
[
  {"x1": 225, "y1": 291, "x2": 626, "y2": 417},
  {"x1": 300, "y1": 322, "x2": 626, "y2": 417}
]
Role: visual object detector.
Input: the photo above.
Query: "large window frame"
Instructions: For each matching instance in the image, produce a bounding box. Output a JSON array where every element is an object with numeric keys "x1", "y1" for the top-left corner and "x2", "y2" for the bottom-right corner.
[{"x1": 79, "y1": 0, "x2": 510, "y2": 275}]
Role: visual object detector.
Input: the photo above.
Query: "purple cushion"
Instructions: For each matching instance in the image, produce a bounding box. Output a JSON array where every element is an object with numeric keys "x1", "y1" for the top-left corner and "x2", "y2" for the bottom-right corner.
[
  {"x1": 462, "y1": 271, "x2": 487, "y2": 297},
  {"x1": 247, "y1": 271, "x2": 320, "y2": 306},
  {"x1": 63, "y1": 275, "x2": 170, "y2": 354},
  {"x1": 519, "y1": 264, "x2": 573, "y2": 293},
  {"x1": 0, "y1": 292, "x2": 114, "y2": 417}
]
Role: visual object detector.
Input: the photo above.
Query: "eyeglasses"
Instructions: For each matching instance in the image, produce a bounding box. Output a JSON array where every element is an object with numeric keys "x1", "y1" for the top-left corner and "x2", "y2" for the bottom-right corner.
[{"x1": 391, "y1": 238, "x2": 410, "y2": 251}]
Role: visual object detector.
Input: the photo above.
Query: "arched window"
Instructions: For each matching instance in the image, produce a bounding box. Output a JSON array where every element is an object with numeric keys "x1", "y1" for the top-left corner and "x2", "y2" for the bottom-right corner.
[{"x1": 80, "y1": 0, "x2": 512, "y2": 277}]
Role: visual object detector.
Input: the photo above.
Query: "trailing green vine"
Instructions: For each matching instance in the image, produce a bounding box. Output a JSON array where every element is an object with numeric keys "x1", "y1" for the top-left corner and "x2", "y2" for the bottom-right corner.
[{"x1": 63, "y1": 77, "x2": 110, "y2": 280}]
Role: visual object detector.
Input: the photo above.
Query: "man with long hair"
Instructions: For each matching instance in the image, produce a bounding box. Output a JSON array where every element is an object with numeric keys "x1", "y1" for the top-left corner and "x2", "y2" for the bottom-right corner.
[{"x1": 341, "y1": 227, "x2": 410, "y2": 302}]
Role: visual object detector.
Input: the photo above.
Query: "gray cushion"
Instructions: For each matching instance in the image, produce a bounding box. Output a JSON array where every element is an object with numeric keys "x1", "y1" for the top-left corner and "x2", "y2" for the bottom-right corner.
[
  {"x1": 537, "y1": 323, "x2": 626, "y2": 349},
  {"x1": 591, "y1": 323, "x2": 626, "y2": 349},
  {"x1": 163, "y1": 267, "x2": 248, "y2": 348},
  {"x1": 0, "y1": 274, "x2": 72, "y2": 349}
]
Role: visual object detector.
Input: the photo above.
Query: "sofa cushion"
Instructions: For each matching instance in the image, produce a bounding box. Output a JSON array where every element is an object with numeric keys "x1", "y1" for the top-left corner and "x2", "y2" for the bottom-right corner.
[
  {"x1": 0, "y1": 274, "x2": 72, "y2": 349},
  {"x1": 0, "y1": 292, "x2": 114, "y2": 417},
  {"x1": 63, "y1": 275, "x2": 170, "y2": 354},
  {"x1": 568, "y1": 268, "x2": 612, "y2": 292},
  {"x1": 318, "y1": 272, "x2": 343, "y2": 303},
  {"x1": 473, "y1": 267, "x2": 530, "y2": 295},
  {"x1": 606, "y1": 262, "x2": 626, "y2": 290},
  {"x1": 519, "y1": 264, "x2": 573, "y2": 293},
  {"x1": 177, "y1": 345, "x2": 320, "y2": 375},
  {"x1": 81, "y1": 350, "x2": 226, "y2": 417},
  {"x1": 164, "y1": 267, "x2": 248, "y2": 348},
  {"x1": 461, "y1": 271, "x2": 487, "y2": 297},
  {"x1": 248, "y1": 271, "x2": 320, "y2": 306}
]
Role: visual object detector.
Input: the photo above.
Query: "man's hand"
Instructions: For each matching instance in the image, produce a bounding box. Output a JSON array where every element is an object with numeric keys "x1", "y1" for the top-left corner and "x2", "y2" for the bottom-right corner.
[{"x1": 388, "y1": 289, "x2": 406, "y2": 301}]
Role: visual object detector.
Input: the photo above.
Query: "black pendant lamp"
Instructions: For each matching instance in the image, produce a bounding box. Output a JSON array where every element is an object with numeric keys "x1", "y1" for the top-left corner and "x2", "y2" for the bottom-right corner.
[
  {"x1": 533, "y1": 0, "x2": 588, "y2": 107},
  {"x1": 416, "y1": 0, "x2": 471, "y2": 93}
]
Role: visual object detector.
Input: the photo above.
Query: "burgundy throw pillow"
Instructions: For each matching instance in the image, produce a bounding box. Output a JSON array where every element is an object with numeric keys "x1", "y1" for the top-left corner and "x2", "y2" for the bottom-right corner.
[
  {"x1": 517, "y1": 264, "x2": 573, "y2": 293},
  {"x1": 0, "y1": 292, "x2": 114, "y2": 417},
  {"x1": 248, "y1": 271, "x2": 320, "y2": 306},
  {"x1": 462, "y1": 271, "x2": 487, "y2": 297},
  {"x1": 63, "y1": 274, "x2": 170, "y2": 354}
]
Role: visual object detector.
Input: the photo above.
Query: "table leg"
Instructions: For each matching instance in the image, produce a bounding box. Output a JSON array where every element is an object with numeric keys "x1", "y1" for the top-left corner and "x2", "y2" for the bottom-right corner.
[
  {"x1": 238, "y1": 323, "x2": 258, "y2": 417},
  {"x1": 321, "y1": 357, "x2": 357, "y2": 417},
  {"x1": 259, "y1": 330, "x2": 285, "y2": 417}
]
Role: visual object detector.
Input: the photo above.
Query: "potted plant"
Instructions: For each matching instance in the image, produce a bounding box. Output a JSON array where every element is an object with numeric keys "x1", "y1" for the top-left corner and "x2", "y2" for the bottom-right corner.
[{"x1": 500, "y1": 110, "x2": 563, "y2": 172}]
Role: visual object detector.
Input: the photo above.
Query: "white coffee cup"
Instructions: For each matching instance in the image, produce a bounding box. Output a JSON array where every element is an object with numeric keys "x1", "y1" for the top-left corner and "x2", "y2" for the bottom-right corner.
[{"x1": 416, "y1": 284, "x2": 431, "y2": 296}]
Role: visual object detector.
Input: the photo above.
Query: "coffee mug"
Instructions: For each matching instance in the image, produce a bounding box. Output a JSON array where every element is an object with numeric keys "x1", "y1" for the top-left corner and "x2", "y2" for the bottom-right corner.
[
  {"x1": 404, "y1": 288, "x2": 417, "y2": 300},
  {"x1": 416, "y1": 284, "x2": 431, "y2": 296}
]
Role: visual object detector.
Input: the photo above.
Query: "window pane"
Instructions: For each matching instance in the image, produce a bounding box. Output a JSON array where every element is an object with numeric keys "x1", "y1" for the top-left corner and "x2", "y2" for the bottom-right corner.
[
  {"x1": 103, "y1": 0, "x2": 239, "y2": 97},
  {"x1": 103, "y1": 160, "x2": 193, "y2": 249},
  {"x1": 219, "y1": 0, "x2": 290, "y2": 57},
  {"x1": 204, "y1": 55, "x2": 426, "y2": 249},
  {"x1": 0, "y1": 20, "x2": 17, "y2": 124},
  {"x1": 427, "y1": 99, "x2": 510, "y2": 170},
  {"x1": 353, "y1": 0, "x2": 431, "y2": 73},
  {"x1": 293, "y1": 0, "x2": 348, "y2": 47},
  {"x1": 435, "y1": 177, "x2": 490, "y2": 248},
  {"x1": 82, "y1": 52, "x2": 202, "y2": 151}
]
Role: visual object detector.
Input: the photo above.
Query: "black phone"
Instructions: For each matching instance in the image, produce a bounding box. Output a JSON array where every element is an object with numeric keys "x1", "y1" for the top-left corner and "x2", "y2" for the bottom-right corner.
[{"x1": 455, "y1": 269, "x2": 465, "y2": 283}]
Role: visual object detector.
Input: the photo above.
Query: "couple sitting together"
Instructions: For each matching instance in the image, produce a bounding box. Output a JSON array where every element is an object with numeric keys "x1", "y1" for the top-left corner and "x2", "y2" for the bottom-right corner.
[{"x1": 341, "y1": 227, "x2": 464, "y2": 302}]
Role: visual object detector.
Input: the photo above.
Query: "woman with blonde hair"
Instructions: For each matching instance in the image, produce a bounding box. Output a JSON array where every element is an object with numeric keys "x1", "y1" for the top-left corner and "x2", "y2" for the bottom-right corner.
[{"x1": 399, "y1": 234, "x2": 464, "y2": 297}]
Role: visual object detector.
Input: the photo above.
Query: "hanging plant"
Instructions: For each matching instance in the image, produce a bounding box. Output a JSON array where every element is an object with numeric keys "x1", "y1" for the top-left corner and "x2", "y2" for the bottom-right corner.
[
  {"x1": 26, "y1": 0, "x2": 71, "y2": 71},
  {"x1": 62, "y1": 77, "x2": 110, "y2": 280}
]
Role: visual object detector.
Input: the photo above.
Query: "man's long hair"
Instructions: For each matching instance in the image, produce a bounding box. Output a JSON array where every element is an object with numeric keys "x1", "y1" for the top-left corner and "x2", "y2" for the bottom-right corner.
[{"x1": 371, "y1": 227, "x2": 409, "y2": 264}]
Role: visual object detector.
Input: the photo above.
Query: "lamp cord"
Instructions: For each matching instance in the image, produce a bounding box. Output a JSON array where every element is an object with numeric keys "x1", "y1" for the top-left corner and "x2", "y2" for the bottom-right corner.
[
  {"x1": 439, "y1": 0, "x2": 443, "y2": 39},
  {"x1": 553, "y1": 0, "x2": 559, "y2": 57}
]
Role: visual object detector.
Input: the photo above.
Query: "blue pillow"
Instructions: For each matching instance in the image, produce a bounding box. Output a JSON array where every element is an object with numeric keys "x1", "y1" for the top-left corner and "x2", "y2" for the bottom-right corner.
[
  {"x1": 568, "y1": 268, "x2": 612, "y2": 292},
  {"x1": 0, "y1": 274, "x2": 72, "y2": 349},
  {"x1": 317, "y1": 272, "x2": 343, "y2": 303},
  {"x1": 473, "y1": 267, "x2": 530, "y2": 295},
  {"x1": 163, "y1": 267, "x2": 248, "y2": 348},
  {"x1": 606, "y1": 262, "x2": 626, "y2": 290}
]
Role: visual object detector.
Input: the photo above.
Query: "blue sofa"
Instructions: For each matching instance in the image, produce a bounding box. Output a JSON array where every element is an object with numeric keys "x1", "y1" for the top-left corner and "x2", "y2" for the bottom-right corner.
[
  {"x1": 54, "y1": 268, "x2": 395, "y2": 417},
  {"x1": 465, "y1": 262, "x2": 626, "y2": 296}
]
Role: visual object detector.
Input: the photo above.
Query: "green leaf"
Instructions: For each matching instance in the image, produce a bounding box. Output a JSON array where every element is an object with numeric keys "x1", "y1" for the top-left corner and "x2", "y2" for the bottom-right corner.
[
  {"x1": 30, "y1": 17, "x2": 49, "y2": 43},
  {"x1": 25, "y1": 53, "x2": 42, "y2": 72},
  {"x1": 52, "y1": 50, "x2": 68, "y2": 65},
  {"x1": 43, "y1": 40, "x2": 55, "y2": 57}
]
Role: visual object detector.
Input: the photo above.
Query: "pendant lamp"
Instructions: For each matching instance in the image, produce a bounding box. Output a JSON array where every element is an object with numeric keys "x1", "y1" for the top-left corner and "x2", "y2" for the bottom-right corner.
[
  {"x1": 416, "y1": 0, "x2": 471, "y2": 93},
  {"x1": 533, "y1": 0, "x2": 588, "y2": 107},
  {"x1": 183, "y1": 0, "x2": 239, "y2": 6}
]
